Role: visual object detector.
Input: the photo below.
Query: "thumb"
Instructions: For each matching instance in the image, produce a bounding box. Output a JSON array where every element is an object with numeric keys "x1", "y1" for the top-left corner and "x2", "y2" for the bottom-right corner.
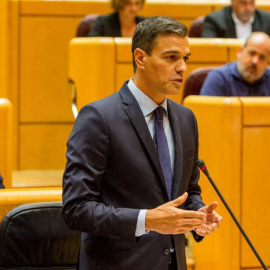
[
  {"x1": 203, "y1": 201, "x2": 218, "y2": 213},
  {"x1": 166, "y1": 192, "x2": 188, "y2": 207}
]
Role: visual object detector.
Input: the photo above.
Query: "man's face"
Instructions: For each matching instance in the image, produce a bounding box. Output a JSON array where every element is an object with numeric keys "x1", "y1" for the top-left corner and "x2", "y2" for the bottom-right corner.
[
  {"x1": 138, "y1": 34, "x2": 190, "y2": 103},
  {"x1": 231, "y1": 0, "x2": 256, "y2": 23},
  {"x1": 237, "y1": 36, "x2": 270, "y2": 83},
  {"x1": 120, "y1": 0, "x2": 142, "y2": 19}
]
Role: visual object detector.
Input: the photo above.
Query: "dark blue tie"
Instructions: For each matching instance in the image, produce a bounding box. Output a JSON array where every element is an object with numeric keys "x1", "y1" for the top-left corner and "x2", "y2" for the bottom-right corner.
[{"x1": 154, "y1": 107, "x2": 173, "y2": 200}]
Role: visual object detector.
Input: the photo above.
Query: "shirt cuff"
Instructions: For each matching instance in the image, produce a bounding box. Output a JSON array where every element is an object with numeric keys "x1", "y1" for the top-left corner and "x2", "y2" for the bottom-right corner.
[{"x1": 135, "y1": 209, "x2": 149, "y2": 236}]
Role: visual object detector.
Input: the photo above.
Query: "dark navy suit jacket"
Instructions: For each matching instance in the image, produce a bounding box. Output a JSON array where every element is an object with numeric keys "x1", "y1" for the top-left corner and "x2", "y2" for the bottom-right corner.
[{"x1": 62, "y1": 83, "x2": 204, "y2": 270}]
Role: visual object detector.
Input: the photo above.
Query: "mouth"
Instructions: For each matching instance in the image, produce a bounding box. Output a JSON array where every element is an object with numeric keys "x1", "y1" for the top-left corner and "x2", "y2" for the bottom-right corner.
[
  {"x1": 246, "y1": 66, "x2": 257, "y2": 74},
  {"x1": 172, "y1": 78, "x2": 183, "y2": 84}
]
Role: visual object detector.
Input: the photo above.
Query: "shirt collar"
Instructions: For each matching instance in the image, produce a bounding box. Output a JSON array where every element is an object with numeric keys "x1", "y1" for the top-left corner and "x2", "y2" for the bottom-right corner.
[
  {"x1": 231, "y1": 11, "x2": 254, "y2": 25},
  {"x1": 127, "y1": 78, "x2": 168, "y2": 117}
]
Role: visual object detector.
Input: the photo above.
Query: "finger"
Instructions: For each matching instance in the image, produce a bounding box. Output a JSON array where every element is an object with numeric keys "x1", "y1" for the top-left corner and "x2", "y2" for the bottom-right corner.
[
  {"x1": 204, "y1": 201, "x2": 218, "y2": 213},
  {"x1": 177, "y1": 209, "x2": 207, "y2": 219},
  {"x1": 166, "y1": 192, "x2": 188, "y2": 207},
  {"x1": 195, "y1": 225, "x2": 214, "y2": 236},
  {"x1": 215, "y1": 214, "x2": 223, "y2": 223}
]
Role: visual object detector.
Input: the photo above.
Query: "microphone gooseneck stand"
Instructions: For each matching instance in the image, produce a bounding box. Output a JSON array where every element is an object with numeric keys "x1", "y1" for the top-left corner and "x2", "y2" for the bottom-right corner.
[{"x1": 196, "y1": 159, "x2": 268, "y2": 270}]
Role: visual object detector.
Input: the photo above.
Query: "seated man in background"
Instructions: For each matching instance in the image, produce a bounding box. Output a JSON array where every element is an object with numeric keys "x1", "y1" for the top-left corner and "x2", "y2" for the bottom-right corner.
[
  {"x1": 202, "y1": 0, "x2": 270, "y2": 39},
  {"x1": 88, "y1": 0, "x2": 145, "y2": 37},
  {"x1": 200, "y1": 32, "x2": 270, "y2": 96}
]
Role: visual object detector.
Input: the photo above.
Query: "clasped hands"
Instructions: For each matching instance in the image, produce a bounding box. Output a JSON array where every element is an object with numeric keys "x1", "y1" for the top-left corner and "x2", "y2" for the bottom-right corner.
[{"x1": 145, "y1": 192, "x2": 222, "y2": 237}]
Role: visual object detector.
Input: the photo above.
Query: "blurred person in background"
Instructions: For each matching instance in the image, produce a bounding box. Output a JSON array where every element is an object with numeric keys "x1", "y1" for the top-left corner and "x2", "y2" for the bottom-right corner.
[
  {"x1": 202, "y1": 0, "x2": 270, "y2": 39},
  {"x1": 88, "y1": 0, "x2": 145, "y2": 37},
  {"x1": 200, "y1": 32, "x2": 270, "y2": 96}
]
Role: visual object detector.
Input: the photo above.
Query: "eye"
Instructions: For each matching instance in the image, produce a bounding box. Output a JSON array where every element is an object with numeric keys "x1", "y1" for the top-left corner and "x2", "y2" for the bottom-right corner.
[
  {"x1": 184, "y1": 56, "x2": 189, "y2": 62},
  {"x1": 167, "y1": 55, "x2": 176, "y2": 60}
]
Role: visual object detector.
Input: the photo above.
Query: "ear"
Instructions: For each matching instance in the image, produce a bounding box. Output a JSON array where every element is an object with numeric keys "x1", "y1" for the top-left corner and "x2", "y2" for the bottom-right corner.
[
  {"x1": 237, "y1": 47, "x2": 243, "y2": 60},
  {"x1": 134, "y1": 48, "x2": 147, "y2": 70}
]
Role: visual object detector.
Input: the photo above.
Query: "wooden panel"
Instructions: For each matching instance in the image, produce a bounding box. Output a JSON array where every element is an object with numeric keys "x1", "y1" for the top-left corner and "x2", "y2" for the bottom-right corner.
[
  {"x1": 0, "y1": 187, "x2": 62, "y2": 222},
  {"x1": 19, "y1": 124, "x2": 73, "y2": 170},
  {"x1": 69, "y1": 37, "x2": 116, "y2": 111},
  {"x1": 116, "y1": 64, "x2": 133, "y2": 91},
  {"x1": 184, "y1": 96, "x2": 242, "y2": 270},
  {"x1": 116, "y1": 38, "x2": 231, "y2": 63},
  {"x1": 241, "y1": 97, "x2": 270, "y2": 126},
  {"x1": 8, "y1": 0, "x2": 20, "y2": 169},
  {"x1": 115, "y1": 38, "x2": 132, "y2": 62},
  {"x1": 19, "y1": 16, "x2": 78, "y2": 123},
  {"x1": 20, "y1": 0, "x2": 112, "y2": 15},
  {"x1": 0, "y1": 99, "x2": 13, "y2": 188},
  {"x1": 189, "y1": 38, "x2": 236, "y2": 62},
  {"x1": 0, "y1": 0, "x2": 8, "y2": 98},
  {"x1": 242, "y1": 127, "x2": 270, "y2": 268},
  {"x1": 12, "y1": 169, "x2": 63, "y2": 188},
  {"x1": 141, "y1": 1, "x2": 213, "y2": 18}
]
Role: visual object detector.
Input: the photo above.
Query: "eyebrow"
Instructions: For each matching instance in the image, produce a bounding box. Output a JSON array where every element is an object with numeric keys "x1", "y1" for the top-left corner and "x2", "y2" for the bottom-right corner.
[{"x1": 162, "y1": 51, "x2": 191, "y2": 57}]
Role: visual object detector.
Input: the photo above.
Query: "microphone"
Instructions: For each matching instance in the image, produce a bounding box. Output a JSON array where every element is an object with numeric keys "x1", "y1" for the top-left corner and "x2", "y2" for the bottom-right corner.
[{"x1": 196, "y1": 159, "x2": 268, "y2": 270}]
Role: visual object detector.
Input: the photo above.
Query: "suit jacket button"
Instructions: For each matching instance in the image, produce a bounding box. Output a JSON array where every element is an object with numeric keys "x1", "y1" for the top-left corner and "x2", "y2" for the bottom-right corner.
[{"x1": 164, "y1": 248, "x2": 170, "y2": 256}]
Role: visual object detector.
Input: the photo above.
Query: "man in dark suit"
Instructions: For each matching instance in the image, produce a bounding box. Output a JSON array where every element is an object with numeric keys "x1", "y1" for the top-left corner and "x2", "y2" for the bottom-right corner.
[
  {"x1": 202, "y1": 0, "x2": 270, "y2": 38},
  {"x1": 62, "y1": 16, "x2": 222, "y2": 270}
]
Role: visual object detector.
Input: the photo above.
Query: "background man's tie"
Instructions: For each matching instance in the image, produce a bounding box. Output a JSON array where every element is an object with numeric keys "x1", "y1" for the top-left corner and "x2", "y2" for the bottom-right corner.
[{"x1": 154, "y1": 106, "x2": 173, "y2": 200}]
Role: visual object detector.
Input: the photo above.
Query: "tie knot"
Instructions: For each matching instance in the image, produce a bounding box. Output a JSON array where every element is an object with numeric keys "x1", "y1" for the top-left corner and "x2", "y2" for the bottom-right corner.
[{"x1": 154, "y1": 107, "x2": 164, "y2": 121}]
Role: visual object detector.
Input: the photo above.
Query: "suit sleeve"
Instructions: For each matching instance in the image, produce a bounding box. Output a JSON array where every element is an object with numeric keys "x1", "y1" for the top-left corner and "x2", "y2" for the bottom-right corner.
[
  {"x1": 62, "y1": 104, "x2": 140, "y2": 244},
  {"x1": 202, "y1": 15, "x2": 220, "y2": 38}
]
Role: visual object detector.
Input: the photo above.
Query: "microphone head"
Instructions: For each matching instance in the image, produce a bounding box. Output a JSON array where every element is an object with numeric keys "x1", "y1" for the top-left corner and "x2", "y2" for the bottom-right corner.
[
  {"x1": 196, "y1": 159, "x2": 209, "y2": 176},
  {"x1": 196, "y1": 159, "x2": 205, "y2": 169}
]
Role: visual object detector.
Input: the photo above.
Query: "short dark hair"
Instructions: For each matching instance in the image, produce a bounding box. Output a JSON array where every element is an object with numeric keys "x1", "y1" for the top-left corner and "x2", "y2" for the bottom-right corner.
[
  {"x1": 132, "y1": 16, "x2": 188, "y2": 72},
  {"x1": 111, "y1": 0, "x2": 145, "y2": 11}
]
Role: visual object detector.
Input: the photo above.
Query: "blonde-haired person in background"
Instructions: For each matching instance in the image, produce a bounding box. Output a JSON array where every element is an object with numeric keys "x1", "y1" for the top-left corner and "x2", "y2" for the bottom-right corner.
[{"x1": 88, "y1": 0, "x2": 145, "y2": 37}]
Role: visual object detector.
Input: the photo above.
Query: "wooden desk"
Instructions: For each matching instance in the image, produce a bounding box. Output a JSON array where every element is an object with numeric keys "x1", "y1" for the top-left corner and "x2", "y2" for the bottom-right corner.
[
  {"x1": 0, "y1": 187, "x2": 62, "y2": 222},
  {"x1": 69, "y1": 37, "x2": 244, "y2": 111},
  {"x1": 184, "y1": 96, "x2": 270, "y2": 270}
]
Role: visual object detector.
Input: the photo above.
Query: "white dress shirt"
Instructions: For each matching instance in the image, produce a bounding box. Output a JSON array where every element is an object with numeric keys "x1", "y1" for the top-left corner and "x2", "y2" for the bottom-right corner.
[
  {"x1": 127, "y1": 79, "x2": 175, "y2": 236},
  {"x1": 232, "y1": 11, "x2": 254, "y2": 39}
]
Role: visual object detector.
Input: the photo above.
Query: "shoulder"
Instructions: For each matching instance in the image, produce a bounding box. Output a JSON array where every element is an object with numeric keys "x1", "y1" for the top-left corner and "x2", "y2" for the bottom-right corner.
[
  {"x1": 255, "y1": 8, "x2": 270, "y2": 19},
  {"x1": 264, "y1": 67, "x2": 270, "y2": 77},
  {"x1": 205, "y1": 6, "x2": 229, "y2": 21},
  {"x1": 208, "y1": 62, "x2": 235, "y2": 77},
  {"x1": 95, "y1": 12, "x2": 119, "y2": 24},
  {"x1": 168, "y1": 100, "x2": 195, "y2": 119},
  {"x1": 136, "y1": 16, "x2": 145, "y2": 23},
  {"x1": 80, "y1": 92, "x2": 121, "y2": 116}
]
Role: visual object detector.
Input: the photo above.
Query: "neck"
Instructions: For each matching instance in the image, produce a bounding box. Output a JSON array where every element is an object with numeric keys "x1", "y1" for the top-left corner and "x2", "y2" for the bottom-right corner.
[
  {"x1": 133, "y1": 74, "x2": 166, "y2": 105},
  {"x1": 118, "y1": 12, "x2": 136, "y2": 26}
]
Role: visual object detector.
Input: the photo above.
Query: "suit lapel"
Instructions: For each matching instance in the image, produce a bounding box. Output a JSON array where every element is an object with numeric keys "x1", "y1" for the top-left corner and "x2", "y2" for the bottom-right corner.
[
  {"x1": 225, "y1": 7, "x2": 237, "y2": 38},
  {"x1": 252, "y1": 11, "x2": 260, "y2": 32},
  {"x1": 119, "y1": 85, "x2": 168, "y2": 196},
  {"x1": 167, "y1": 101, "x2": 185, "y2": 200}
]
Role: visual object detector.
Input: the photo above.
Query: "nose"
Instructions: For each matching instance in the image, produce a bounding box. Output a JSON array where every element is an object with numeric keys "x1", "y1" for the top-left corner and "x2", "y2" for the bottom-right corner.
[
  {"x1": 245, "y1": 2, "x2": 255, "y2": 13},
  {"x1": 252, "y1": 55, "x2": 259, "y2": 65},
  {"x1": 131, "y1": 3, "x2": 140, "y2": 12},
  {"x1": 175, "y1": 59, "x2": 187, "y2": 73}
]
